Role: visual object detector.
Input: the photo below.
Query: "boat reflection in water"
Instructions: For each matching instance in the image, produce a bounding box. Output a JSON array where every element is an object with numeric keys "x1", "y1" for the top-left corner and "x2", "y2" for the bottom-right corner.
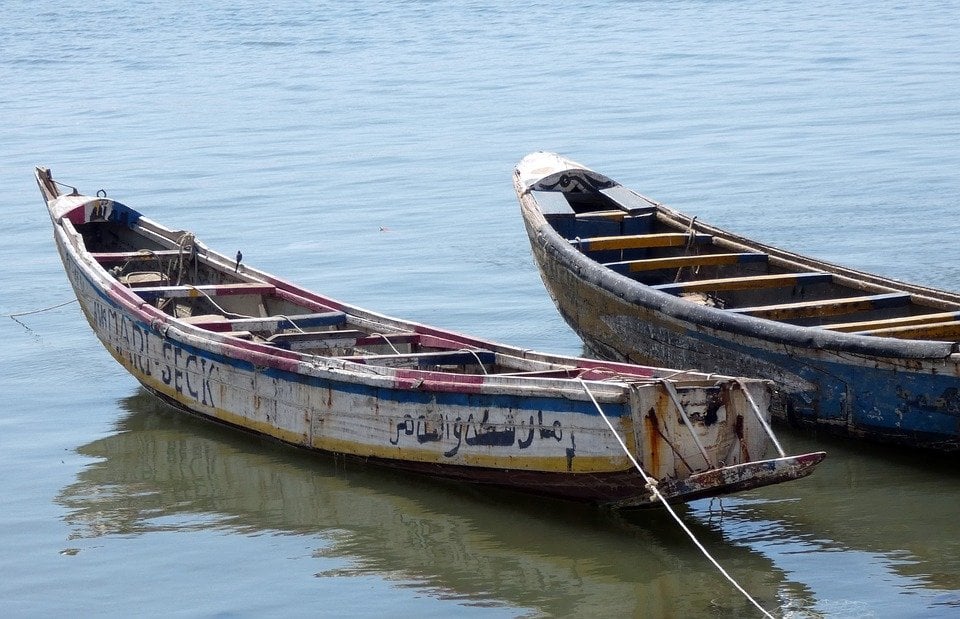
[
  {"x1": 58, "y1": 389, "x2": 801, "y2": 617},
  {"x1": 690, "y1": 432, "x2": 960, "y2": 615}
]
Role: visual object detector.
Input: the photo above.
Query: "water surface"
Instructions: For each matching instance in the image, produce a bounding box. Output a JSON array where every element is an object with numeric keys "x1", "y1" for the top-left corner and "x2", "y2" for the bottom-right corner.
[{"x1": 3, "y1": 1, "x2": 959, "y2": 616}]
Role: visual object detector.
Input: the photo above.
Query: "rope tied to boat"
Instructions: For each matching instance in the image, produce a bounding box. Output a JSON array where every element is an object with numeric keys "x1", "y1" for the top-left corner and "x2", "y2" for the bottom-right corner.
[
  {"x1": 577, "y1": 378, "x2": 775, "y2": 619},
  {"x1": 367, "y1": 333, "x2": 403, "y2": 355},
  {"x1": 656, "y1": 377, "x2": 715, "y2": 469},
  {"x1": 677, "y1": 216, "x2": 699, "y2": 282},
  {"x1": 733, "y1": 379, "x2": 786, "y2": 458},
  {"x1": 174, "y1": 232, "x2": 196, "y2": 286},
  {"x1": 3, "y1": 299, "x2": 78, "y2": 319}
]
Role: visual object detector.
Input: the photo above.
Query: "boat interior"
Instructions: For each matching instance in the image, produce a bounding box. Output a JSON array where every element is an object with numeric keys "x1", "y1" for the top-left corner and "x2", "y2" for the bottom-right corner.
[
  {"x1": 76, "y1": 216, "x2": 642, "y2": 381},
  {"x1": 531, "y1": 186, "x2": 960, "y2": 341}
]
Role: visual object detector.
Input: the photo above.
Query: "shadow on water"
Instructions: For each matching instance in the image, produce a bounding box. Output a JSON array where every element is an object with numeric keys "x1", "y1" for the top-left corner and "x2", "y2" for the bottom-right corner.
[{"x1": 56, "y1": 388, "x2": 804, "y2": 617}]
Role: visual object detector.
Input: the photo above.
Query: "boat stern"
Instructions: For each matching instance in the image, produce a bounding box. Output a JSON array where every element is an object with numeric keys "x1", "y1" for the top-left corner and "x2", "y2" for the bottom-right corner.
[{"x1": 620, "y1": 378, "x2": 824, "y2": 506}]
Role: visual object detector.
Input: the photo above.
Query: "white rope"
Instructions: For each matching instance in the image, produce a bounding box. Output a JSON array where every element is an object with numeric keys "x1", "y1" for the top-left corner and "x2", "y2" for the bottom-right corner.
[
  {"x1": 185, "y1": 285, "x2": 251, "y2": 319},
  {"x1": 274, "y1": 315, "x2": 307, "y2": 334},
  {"x1": 459, "y1": 349, "x2": 490, "y2": 375},
  {"x1": 577, "y1": 378, "x2": 775, "y2": 619},
  {"x1": 367, "y1": 332, "x2": 403, "y2": 355},
  {"x1": 3, "y1": 298, "x2": 78, "y2": 318},
  {"x1": 734, "y1": 379, "x2": 786, "y2": 458}
]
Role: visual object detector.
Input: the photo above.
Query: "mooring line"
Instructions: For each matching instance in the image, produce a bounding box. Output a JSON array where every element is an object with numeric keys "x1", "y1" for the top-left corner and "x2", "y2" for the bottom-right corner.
[
  {"x1": 577, "y1": 378, "x2": 775, "y2": 619},
  {"x1": 734, "y1": 379, "x2": 786, "y2": 458},
  {"x1": 2, "y1": 298, "x2": 78, "y2": 319}
]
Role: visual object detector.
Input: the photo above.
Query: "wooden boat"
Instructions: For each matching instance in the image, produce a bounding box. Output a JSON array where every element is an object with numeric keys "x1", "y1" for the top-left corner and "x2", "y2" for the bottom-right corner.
[
  {"x1": 38, "y1": 167, "x2": 823, "y2": 508},
  {"x1": 515, "y1": 151, "x2": 960, "y2": 451}
]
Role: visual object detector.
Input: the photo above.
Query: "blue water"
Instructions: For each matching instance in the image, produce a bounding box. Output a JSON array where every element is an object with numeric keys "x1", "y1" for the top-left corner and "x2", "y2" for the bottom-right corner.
[{"x1": 3, "y1": 1, "x2": 960, "y2": 617}]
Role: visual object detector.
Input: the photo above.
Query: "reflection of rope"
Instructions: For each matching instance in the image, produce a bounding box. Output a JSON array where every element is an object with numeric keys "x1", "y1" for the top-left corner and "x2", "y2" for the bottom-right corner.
[{"x1": 577, "y1": 378, "x2": 774, "y2": 619}]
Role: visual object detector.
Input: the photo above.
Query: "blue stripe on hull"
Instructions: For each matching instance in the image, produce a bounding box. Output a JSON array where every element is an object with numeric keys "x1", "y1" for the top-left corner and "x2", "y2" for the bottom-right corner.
[{"x1": 694, "y1": 331, "x2": 960, "y2": 447}]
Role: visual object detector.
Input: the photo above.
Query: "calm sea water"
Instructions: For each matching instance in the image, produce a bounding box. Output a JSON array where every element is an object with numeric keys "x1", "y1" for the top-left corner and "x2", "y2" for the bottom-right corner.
[{"x1": 3, "y1": 1, "x2": 960, "y2": 617}]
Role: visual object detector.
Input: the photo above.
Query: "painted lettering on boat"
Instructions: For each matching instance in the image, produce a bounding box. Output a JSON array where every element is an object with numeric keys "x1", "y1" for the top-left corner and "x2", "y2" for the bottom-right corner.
[
  {"x1": 390, "y1": 409, "x2": 567, "y2": 458},
  {"x1": 92, "y1": 298, "x2": 220, "y2": 407}
]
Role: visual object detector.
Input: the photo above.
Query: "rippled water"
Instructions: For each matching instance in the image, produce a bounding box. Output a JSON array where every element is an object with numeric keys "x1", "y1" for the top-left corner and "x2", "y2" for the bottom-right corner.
[{"x1": 3, "y1": 1, "x2": 960, "y2": 617}]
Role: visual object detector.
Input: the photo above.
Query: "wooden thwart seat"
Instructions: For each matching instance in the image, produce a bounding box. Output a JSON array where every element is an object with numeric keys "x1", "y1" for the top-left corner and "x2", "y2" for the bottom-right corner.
[
  {"x1": 605, "y1": 252, "x2": 768, "y2": 274},
  {"x1": 135, "y1": 282, "x2": 276, "y2": 302},
  {"x1": 818, "y1": 310, "x2": 960, "y2": 333},
  {"x1": 573, "y1": 232, "x2": 712, "y2": 252},
  {"x1": 654, "y1": 272, "x2": 832, "y2": 295},
  {"x1": 729, "y1": 292, "x2": 912, "y2": 320},
  {"x1": 531, "y1": 190, "x2": 575, "y2": 216},
  {"x1": 598, "y1": 186, "x2": 658, "y2": 214},
  {"x1": 185, "y1": 310, "x2": 347, "y2": 333},
  {"x1": 339, "y1": 349, "x2": 497, "y2": 368},
  {"x1": 575, "y1": 209, "x2": 630, "y2": 221},
  {"x1": 856, "y1": 321, "x2": 960, "y2": 341},
  {"x1": 92, "y1": 249, "x2": 184, "y2": 264},
  {"x1": 267, "y1": 329, "x2": 426, "y2": 351},
  {"x1": 267, "y1": 329, "x2": 365, "y2": 349}
]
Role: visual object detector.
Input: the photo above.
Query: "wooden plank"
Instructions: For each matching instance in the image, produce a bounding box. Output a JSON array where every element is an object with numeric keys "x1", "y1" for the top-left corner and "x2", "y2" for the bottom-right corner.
[
  {"x1": 92, "y1": 249, "x2": 182, "y2": 264},
  {"x1": 575, "y1": 209, "x2": 628, "y2": 221},
  {"x1": 185, "y1": 311, "x2": 348, "y2": 333},
  {"x1": 268, "y1": 329, "x2": 366, "y2": 350},
  {"x1": 598, "y1": 186, "x2": 658, "y2": 214},
  {"x1": 226, "y1": 311, "x2": 347, "y2": 333},
  {"x1": 573, "y1": 232, "x2": 712, "y2": 252},
  {"x1": 135, "y1": 282, "x2": 276, "y2": 301},
  {"x1": 856, "y1": 321, "x2": 960, "y2": 341},
  {"x1": 653, "y1": 272, "x2": 832, "y2": 295},
  {"x1": 820, "y1": 310, "x2": 960, "y2": 333},
  {"x1": 605, "y1": 252, "x2": 768, "y2": 274},
  {"x1": 355, "y1": 332, "x2": 422, "y2": 347},
  {"x1": 730, "y1": 292, "x2": 912, "y2": 320},
  {"x1": 530, "y1": 190, "x2": 575, "y2": 216},
  {"x1": 340, "y1": 349, "x2": 497, "y2": 368}
]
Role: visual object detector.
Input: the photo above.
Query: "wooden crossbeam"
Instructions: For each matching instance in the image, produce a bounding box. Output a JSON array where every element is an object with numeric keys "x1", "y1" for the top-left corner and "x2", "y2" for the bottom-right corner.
[
  {"x1": 185, "y1": 311, "x2": 347, "y2": 333},
  {"x1": 267, "y1": 329, "x2": 366, "y2": 350},
  {"x1": 573, "y1": 232, "x2": 712, "y2": 252},
  {"x1": 819, "y1": 309, "x2": 959, "y2": 332},
  {"x1": 92, "y1": 249, "x2": 183, "y2": 264},
  {"x1": 856, "y1": 321, "x2": 960, "y2": 341},
  {"x1": 266, "y1": 330, "x2": 431, "y2": 352},
  {"x1": 135, "y1": 282, "x2": 276, "y2": 301},
  {"x1": 605, "y1": 252, "x2": 768, "y2": 274},
  {"x1": 339, "y1": 349, "x2": 497, "y2": 368},
  {"x1": 575, "y1": 209, "x2": 629, "y2": 221},
  {"x1": 531, "y1": 190, "x2": 575, "y2": 216},
  {"x1": 598, "y1": 186, "x2": 658, "y2": 214},
  {"x1": 729, "y1": 292, "x2": 911, "y2": 321},
  {"x1": 653, "y1": 272, "x2": 832, "y2": 295}
]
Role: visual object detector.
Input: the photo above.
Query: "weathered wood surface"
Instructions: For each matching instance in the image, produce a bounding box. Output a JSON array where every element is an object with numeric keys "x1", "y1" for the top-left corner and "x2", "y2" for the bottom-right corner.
[
  {"x1": 515, "y1": 151, "x2": 960, "y2": 451},
  {"x1": 39, "y1": 166, "x2": 824, "y2": 507}
]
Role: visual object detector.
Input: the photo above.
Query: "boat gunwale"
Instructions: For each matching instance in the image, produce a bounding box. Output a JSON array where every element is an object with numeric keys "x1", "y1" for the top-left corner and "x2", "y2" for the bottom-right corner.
[{"x1": 514, "y1": 160, "x2": 959, "y2": 361}]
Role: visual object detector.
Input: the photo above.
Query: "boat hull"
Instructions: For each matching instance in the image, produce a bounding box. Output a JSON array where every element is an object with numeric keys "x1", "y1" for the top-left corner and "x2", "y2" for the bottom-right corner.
[
  {"x1": 41, "y1": 166, "x2": 824, "y2": 507},
  {"x1": 516, "y1": 153, "x2": 960, "y2": 451}
]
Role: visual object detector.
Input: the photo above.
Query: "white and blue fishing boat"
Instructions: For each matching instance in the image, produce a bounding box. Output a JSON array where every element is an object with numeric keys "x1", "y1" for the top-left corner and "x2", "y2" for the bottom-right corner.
[
  {"x1": 38, "y1": 167, "x2": 823, "y2": 508},
  {"x1": 515, "y1": 151, "x2": 960, "y2": 452}
]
